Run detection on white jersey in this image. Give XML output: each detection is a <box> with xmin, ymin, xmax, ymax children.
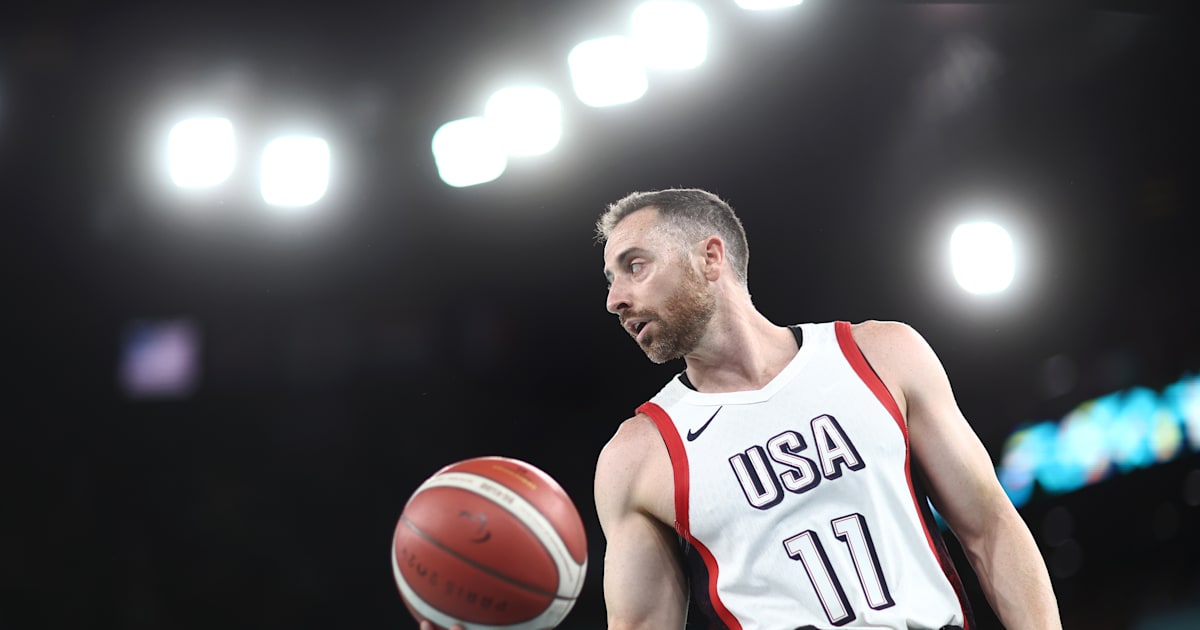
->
<box><xmin>641</xmin><ymin>321</ymin><xmax>972</xmax><ymax>630</ymax></box>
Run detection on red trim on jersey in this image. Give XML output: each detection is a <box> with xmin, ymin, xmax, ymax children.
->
<box><xmin>835</xmin><ymin>321</ymin><xmax>905</xmax><ymax>428</ymax></box>
<box><xmin>638</xmin><ymin>402</ymin><xmax>744</xmax><ymax>630</ymax></box>
<box><xmin>834</xmin><ymin>321</ymin><xmax>972</xmax><ymax>630</ymax></box>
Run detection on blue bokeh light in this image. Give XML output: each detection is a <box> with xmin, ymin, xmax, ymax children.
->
<box><xmin>995</xmin><ymin>373</ymin><xmax>1199</xmax><ymax>508</ymax></box>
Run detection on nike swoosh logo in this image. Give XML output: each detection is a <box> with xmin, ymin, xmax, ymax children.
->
<box><xmin>686</xmin><ymin>406</ymin><xmax>723</xmax><ymax>441</ymax></box>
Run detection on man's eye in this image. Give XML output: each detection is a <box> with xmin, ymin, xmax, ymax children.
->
<box><xmin>630</xmin><ymin>262</ymin><xmax>644</xmax><ymax>274</ymax></box>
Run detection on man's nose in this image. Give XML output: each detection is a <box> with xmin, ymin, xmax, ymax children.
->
<box><xmin>606</xmin><ymin>281</ymin><xmax>630</xmax><ymax>315</ymax></box>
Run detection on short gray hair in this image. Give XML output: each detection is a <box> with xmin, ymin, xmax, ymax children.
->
<box><xmin>596</xmin><ymin>188</ymin><xmax>749</xmax><ymax>286</ymax></box>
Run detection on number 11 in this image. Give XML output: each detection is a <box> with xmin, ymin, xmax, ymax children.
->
<box><xmin>782</xmin><ymin>513</ymin><xmax>895</xmax><ymax>626</ymax></box>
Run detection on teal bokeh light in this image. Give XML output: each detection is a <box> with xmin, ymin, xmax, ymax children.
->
<box><xmin>995</xmin><ymin>372</ymin><xmax>1197</xmax><ymax>507</ymax></box>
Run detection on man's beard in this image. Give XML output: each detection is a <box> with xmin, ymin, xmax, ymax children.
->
<box><xmin>639</xmin><ymin>263</ymin><xmax>717</xmax><ymax>364</ymax></box>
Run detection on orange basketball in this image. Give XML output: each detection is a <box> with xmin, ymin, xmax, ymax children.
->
<box><xmin>391</xmin><ymin>456</ymin><xmax>588</xmax><ymax>629</ymax></box>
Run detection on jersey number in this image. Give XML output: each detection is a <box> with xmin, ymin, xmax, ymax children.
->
<box><xmin>782</xmin><ymin>513</ymin><xmax>895</xmax><ymax>626</ymax></box>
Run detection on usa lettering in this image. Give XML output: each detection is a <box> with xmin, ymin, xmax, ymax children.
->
<box><xmin>729</xmin><ymin>414</ymin><xmax>865</xmax><ymax>509</ymax></box>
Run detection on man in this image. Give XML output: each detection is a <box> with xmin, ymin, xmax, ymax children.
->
<box><xmin>593</xmin><ymin>188</ymin><xmax>1060</xmax><ymax>629</ymax></box>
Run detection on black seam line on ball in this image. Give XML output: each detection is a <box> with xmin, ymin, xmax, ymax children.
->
<box><xmin>399</xmin><ymin>514</ymin><xmax>573</xmax><ymax>601</ymax></box>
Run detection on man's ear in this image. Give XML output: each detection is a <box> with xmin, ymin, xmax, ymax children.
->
<box><xmin>700</xmin><ymin>236</ymin><xmax>725</xmax><ymax>281</ymax></box>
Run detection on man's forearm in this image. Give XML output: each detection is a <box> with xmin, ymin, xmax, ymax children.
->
<box><xmin>967</xmin><ymin>513</ymin><xmax>1062</xmax><ymax>629</ymax></box>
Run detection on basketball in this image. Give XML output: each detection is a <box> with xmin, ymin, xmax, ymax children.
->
<box><xmin>391</xmin><ymin>456</ymin><xmax>589</xmax><ymax>629</ymax></box>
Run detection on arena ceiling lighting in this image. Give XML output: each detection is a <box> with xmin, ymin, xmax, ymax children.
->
<box><xmin>167</xmin><ymin>117</ymin><xmax>235</xmax><ymax>188</ymax></box>
<box><xmin>259</xmin><ymin>136</ymin><xmax>330</xmax><ymax>207</ymax></box>
<box><xmin>568</xmin><ymin>36</ymin><xmax>649</xmax><ymax>108</ymax></box>
<box><xmin>432</xmin><ymin>116</ymin><xmax>507</xmax><ymax>187</ymax></box>
<box><xmin>484</xmin><ymin>86</ymin><xmax>563</xmax><ymax>157</ymax></box>
<box><xmin>733</xmin><ymin>0</ymin><xmax>805</xmax><ymax>9</ymax></box>
<box><xmin>632</xmin><ymin>1</ymin><xmax>709</xmax><ymax>70</ymax></box>
<box><xmin>949</xmin><ymin>221</ymin><xmax>1015</xmax><ymax>294</ymax></box>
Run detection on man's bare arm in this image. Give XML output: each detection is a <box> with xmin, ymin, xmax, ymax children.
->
<box><xmin>595</xmin><ymin>415</ymin><xmax>689</xmax><ymax>629</ymax></box>
<box><xmin>855</xmin><ymin>321</ymin><xmax>1061</xmax><ymax>629</ymax></box>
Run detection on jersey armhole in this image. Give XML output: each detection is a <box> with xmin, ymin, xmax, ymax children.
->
<box><xmin>834</xmin><ymin>320</ymin><xmax>906</xmax><ymax>435</ymax></box>
<box><xmin>635</xmin><ymin>402</ymin><xmax>689</xmax><ymax>538</ymax></box>
<box><xmin>835</xmin><ymin>321</ymin><xmax>975</xmax><ymax>630</ymax></box>
<box><xmin>635</xmin><ymin>401</ymin><xmax>744</xmax><ymax>630</ymax></box>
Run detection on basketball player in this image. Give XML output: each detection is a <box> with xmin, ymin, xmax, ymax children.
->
<box><xmin>592</xmin><ymin>189</ymin><xmax>1061</xmax><ymax>629</ymax></box>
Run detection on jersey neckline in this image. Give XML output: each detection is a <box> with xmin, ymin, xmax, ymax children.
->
<box><xmin>673</xmin><ymin>323</ymin><xmax>815</xmax><ymax>406</ymax></box>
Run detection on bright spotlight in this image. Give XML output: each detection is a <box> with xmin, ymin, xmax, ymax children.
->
<box><xmin>260</xmin><ymin>136</ymin><xmax>330</xmax><ymax>208</ymax></box>
<box><xmin>432</xmin><ymin>117</ymin><xmax>507</xmax><ymax>187</ymax></box>
<box><xmin>632</xmin><ymin>1</ymin><xmax>709</xmax><ymax>70</ymax></box>
<box><xmin>168</xmin><ymin>117</ymin><xmax>235</xmax><ymax>188</ymax></box>
<box><xmin>950</xmin><ymin>221</ymin><xmax>1014</xmax><ymax>294</ymax></box>
<box><xmin>734</xmin><ymin>0</ymin><xmax>805</xmax><ymax>9</ymax></box>
<box><xmin>484</xmin><ymin>87</ymin><xmax>562</xmax><ymax>156</ymax></box>
<box><xmin>568</xmin><ymin>36</ymin><xmax>649</xmax><ymax>108</ymax></box>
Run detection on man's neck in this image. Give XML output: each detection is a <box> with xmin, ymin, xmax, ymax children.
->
<box><xmin>681</xmin><ymin>309</ymin><xmax>799</xmax><ymax>393</ymax></box>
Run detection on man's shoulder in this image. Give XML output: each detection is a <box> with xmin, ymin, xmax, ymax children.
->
<box><xmin>598</xmin><ymin>412</ymin><xmax>660</xmax><ymax>467</ymax></box>
<box><xmin>595</xmin><ymin>410</ymin><xmax>672</xmax><ymax>495</ymax></box>
<box><xmin>595</xmin><ymin>411</ymin><xmax>675</xmax><ymax>526</ymax></box>
<box><xmin>846</xmin><ymin>319</ymin><xmax>923</xmax><ymax>348</ymax></box>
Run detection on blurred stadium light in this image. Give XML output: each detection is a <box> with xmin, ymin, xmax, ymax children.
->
<box><xmin>167</xmin><ymin>117</ymin><xmax>235</xmax><ymax>188</ymax></box>
<box><xmin>996</xmin><ymin>372</ymin><xmax>1200</xmax><ymax>508</ymax></box>
<box><xmin>733</xmin><ymin>0</ymin><xmax>805</xmax><ymax>9</ymax></box>
<box><xmin>119</xmin><ymin>319</ymin><xmax>201</xmax><ymax>399</ymax></box>
<box><xmin>950</xmin><ymin>221</ymin><xmax>1014</xmax><ymax>294</ymax></box>
<box><xmin>432</xmin><ymin>116</ymin><xmax>507</xmax><ymax>187</ymax></box>
<box><xmin>632</xmin><ymin>1</ymin><xmax>709</xmax><ymax>70</ymax></box>
<box><xmin>568</xmin><ymin>36</ymin><xmax>649</xmax><ymax>108</ymax></box>
<box><xmin>260</xmin><ymin>135</ymin><xmax>331</xmax><ymax>208</ymax></box>
<box><xmin>484</xmin><ymin>86</ymin><xmax>563</xmax><ymax>157</ymax></box>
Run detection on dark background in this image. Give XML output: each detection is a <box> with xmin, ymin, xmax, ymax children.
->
<box><xmin>3</xmin><ymin>1</ymin><xmax>1198</xmax><ymax>628</ymax></box>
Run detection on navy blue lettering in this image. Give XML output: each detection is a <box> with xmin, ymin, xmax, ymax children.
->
<box><xmin>767</xmin><ymin>430</ymin><xmax>821</xmax><ymax>494</ymax></box>
<box><xmin>811</xmin><ymin>414</ymin><xmax>864</xmax><ymax>479</ymax></box>
<box><xmin>729</xmin><ymin>446</ymin><xmax>784</xmax><ymax>509</ymax></box>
